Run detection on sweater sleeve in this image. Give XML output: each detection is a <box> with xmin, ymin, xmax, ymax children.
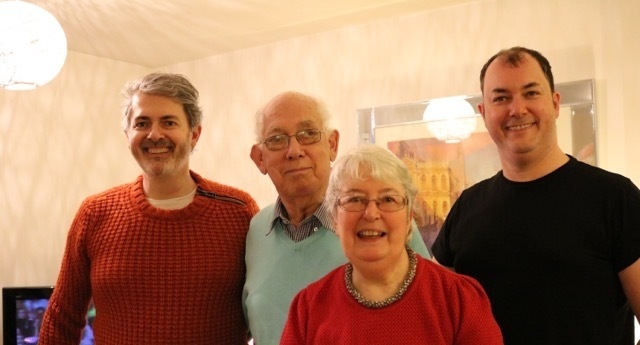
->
<box><xmin>39</xmin><ymin>199</ymin><xmax>94</xmax><ymax>345</ymax></box>
<box><xmin>454</xmin><ymin>275</ymin><xmax>504</xmax><ymax>345</ymax></box>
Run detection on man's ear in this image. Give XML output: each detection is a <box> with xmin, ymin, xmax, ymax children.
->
<box><xmin>250</xmin><ymin>144</ymin><xmax>268</xmax><ymax>175</ymax></box>
<box><xmin>552</xmin><ymin>91</ymin><xmax>561</xmax><ymax>118</ymax></box>
<box><xmin>328</xmin><ymin>129</ymin><xmax>340</xmax><ymax>162</ymax></box>
<box><xmin>190</xmin><ymin>125</ymin><xmax>202</xmax><ymax>150</ymax></box>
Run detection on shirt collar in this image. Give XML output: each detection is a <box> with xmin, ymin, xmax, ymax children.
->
<box><xmin>267</xmin><ymin>197</ymin><xmax>334</xmax><ymax>235</ymax></box>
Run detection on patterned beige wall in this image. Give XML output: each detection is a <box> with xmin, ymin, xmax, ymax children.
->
<box><xmin>172</xmin><ymin>0</ymin><xmax>639</xmax><ymax>206</ymax></box>
<box><xmin>1</xmin><ymin>0</ymin><xmax>639</xmax><ymax>340</ymax></box>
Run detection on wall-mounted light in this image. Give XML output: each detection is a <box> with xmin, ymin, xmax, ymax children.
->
<box><xmin>422</xmin><ymin>96</ymin><xmax>478</xmax><ymax>143</ymax></box>
<box><xmin>0</xmin><ymin>0</ymin><xmax>67</xmax><ymax>90</ymax></box>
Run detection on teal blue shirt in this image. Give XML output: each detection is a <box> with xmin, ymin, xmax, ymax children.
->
<box><xmin>242</xmin><ymin>202</ymin><xmax>430</xmax><ymax>345</ymax></box>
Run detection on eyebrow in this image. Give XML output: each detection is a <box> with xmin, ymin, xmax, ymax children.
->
<box><xmin>265</xmin><ymin>120</ymin><xmax>318</xmax><ymax>136</ymax></box>
<box><xmin>162</xmin><ymin>114</ymin><xmax>181</xmax><ymax>120</ymax></box>
<box><xmin>490</xmin><ymin>81</ymin><xmax>541</xmax><ymax>94</ymax></box>
<box><xmin>342</xmin><ymin>187</ymin><xmax>401</xmax><ymax>195</ymax></box>
<box><xmin>132</xmin><ymin>114</ymin><xmax>181</xmax><ymax>122</ymax></box>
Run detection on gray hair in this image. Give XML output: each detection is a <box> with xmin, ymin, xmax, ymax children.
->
<box><xmin>253</xmin><ymin>91</ymin><xmax>332</xmax><ymax>143</ymax></box>
<box><xmin>326</xmin><ymin>145</ymin><xmax>417</xmax><ymax>221</ymax></box>
<box><xmin>120</xmin><ymin>72</ymin><xmax>203</xmax><ymax>131</ymax></box>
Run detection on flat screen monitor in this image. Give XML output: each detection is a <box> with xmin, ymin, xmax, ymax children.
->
<box><xmin>2</xmin><ymin>286</ymin><xmax>95</xmax><ymax>345</ymax></box>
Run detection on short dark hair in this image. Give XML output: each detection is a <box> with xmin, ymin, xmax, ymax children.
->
<box><xmin>121</xmin><ymin>72</ymin><xmax>203</xmax><ymax>130</ymax></box>
<box><xmin>479</xmin><ymin>46</ymin><xmax>555</xmax><ymax>93</ymax></box>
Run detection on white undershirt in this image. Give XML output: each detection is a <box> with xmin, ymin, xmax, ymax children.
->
<box><xmin>147</xmin><ymin>188</ymin><xmax>197</xmax><ymax>210</ymax></box>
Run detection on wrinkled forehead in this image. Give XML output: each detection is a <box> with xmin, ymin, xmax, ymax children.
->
<box><xmin>262</xmin><ymin>97</ymin><xmax>323</xmax><ymax>132</ymax></box>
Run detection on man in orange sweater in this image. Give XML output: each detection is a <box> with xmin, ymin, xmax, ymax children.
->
<box><xmin>39</xmin><ymin>73</ymin><xmax>259</xmax><ymax>345</ymax></box>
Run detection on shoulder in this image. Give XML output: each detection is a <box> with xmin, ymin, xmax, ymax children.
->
<box><xmin>80</xmin><ymin>181</ymin><xmax>134</xmax><ymax>208</ymax></box>
<box><xmin>566</xmin><ymin>157</ymin><xmax>628</xmax><ymax>181</ymax></box>
<box><xmin>454</xmin><ymin>172</ymin><xmax>501</xmax><ymax>203</ymax></box>
<box><xmin>67</xmin><ymin>181</ymin><xmax>138</xmax><ymax>231</ymax></box>
<box><xmin>563</xmin><ymin>158</ymin><xmax>638</xmax><ymax>193</ymax></box>
<box><xmin>254</xmin><ymin>203</ymin><xmax>275</xmax><ymax>217</ymax></box>
<box><xmin>193</xmin><ymin>172</ymin><xmax>258</xmax><ymax>211</ymax></box>
<box><xmin>247</xmin><ymin>204</ymin><xmax>275</xmax><ymax>240</ymax></box>
<box><xmin>249</xmin><ymin>203</ymin><xmax>275</xmax><ymax>225</ymax></box>
<box><xmin>419</xmin><ymin>257</ymin><xmax>487</xmax><ymax>298</ymax></box>
<box><xmin>198</xmin><ymin>179</ymin><xmax>256</xmax><ymax>204</ymax></box>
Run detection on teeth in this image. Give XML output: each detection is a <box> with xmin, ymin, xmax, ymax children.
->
<box><xmin>357</xmin><ymin>230</ymin><xmax>385</xmax><ymax>238</ymax></box>
<box><xmin>508</xmin><ymin>124</ymin><xmax>532</xmax><ymax>131</ymax></box>
<box><xmin>148</xmin><ymin>147</ymin><xmax>169</xmax><ymax>154</ymax></box>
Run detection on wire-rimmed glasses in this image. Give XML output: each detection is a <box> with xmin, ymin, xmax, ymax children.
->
<box><xmin>336</xmin><ymin>195</ymin><xmax>407</xmax><ymax>212</ymax></box>
<box><xmin>262</xmin><ymin>129</ymin><xmax>325</xmax><ymax>151</ymax></box>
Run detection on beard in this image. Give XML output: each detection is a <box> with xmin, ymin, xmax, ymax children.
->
<box><xmin>132</xmin><ymin>137</ymin><xmax>192</xmax><ymax>177</ymax></box>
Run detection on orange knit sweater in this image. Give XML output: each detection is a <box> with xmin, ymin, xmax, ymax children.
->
<box><xmin>39</xmin><ymin>171</ymin><xmax>258</xmax><ymax>345</ymax></box>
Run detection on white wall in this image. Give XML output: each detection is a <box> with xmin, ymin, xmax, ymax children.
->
<box><xmin>169</xmin><ymin>0</ymin><xmax>640</xmax><ymax>207</ymax></box>
<box><xmin>1</xmin><ymin>52</ymin><xmax>146</xmax><ymax>285</ymax></box>
<box><xmin>1</xmin><ymin>0</ymin><xmax>638</xmax><ymax>342</ymax></box>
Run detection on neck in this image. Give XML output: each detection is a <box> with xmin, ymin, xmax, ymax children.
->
<box><xmin>351</xmin><ymin>249</ymin><xmax>411</xmax><ymax>302</ymax></box>
<box><xmin>280</xmin><ymin>196</ymin><xmax>323</xmax><ymax>225</ymax></box>
<box><xmin>143</xmin><ymin>170</ymin><xmax>197</xmax><ymax>200</ymax></box>
<box><xmin>501</xmin><ymin>146</ymin><xmax>569</xmax><ymax>182</ymax></box>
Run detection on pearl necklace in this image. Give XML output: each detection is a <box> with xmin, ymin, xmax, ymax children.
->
<box><xmin>344</xmin><ymin>248</ymin><xmax>417</xmax><ymax>309</ymax></box>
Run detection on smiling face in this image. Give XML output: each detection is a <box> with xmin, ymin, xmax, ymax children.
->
<box><xmin>250</xmin><ymin>93</ymin><xmax>338</xmax><ymax>203</ymax></box>
<box><xmin>125</xmin><ymin>92</ymin><xmax>201</xmax><ymax>178</ymax></box>
<box><xmin>478</xmin><ymin>53</ymin><xmax>560</xmax><ymax>163</ymax></box>
<box><xmin>334</xmin><ymin>176</ymin><xmax>412</xmax><ymax>267</ymax></box>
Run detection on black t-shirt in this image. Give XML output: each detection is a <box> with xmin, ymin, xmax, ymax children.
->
<box><xmin>432</xmin><ymin>156</ymin><xmax>640</xmax><ymax>345</ymax></box>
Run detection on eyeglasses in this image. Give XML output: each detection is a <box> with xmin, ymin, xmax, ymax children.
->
<box><xmin>336</xmin><ymin>195</ymin><xmax>408</xmax><ymax>212</ymax></box>
<box><xmin>262</xmin><ymin>129</ymin><xmax>325</xmax><ymax>151</ymax></box>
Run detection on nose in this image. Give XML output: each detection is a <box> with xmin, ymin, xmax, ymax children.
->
<box><xmin>146</xmin><ymin>123</ymin><xmax>165</xmax><ymax>141</ymax></box>
<box><xmin>509</xmin><ymin>96</ymin><xmax>527</xmax><ymax>117</ymax></box>
<box><xmin>362</xmin><ymin>200</ymin><xmax>381</xmax><ymax>221</ymax></box>
<box><xmin>285</xmin><ymin>136</ymin><xmax>305</xmax><ymax>160</ymax></box>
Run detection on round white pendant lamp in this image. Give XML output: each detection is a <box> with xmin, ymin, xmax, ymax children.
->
<box><xmin>422</xmin><ymin>96</ymin><xmax>478</xmax><ymax>144</ymax></box>
<box><xmin>0</xmin><ymin>0</ymin><xmax>67</xmax><ymax>90</ymax></box>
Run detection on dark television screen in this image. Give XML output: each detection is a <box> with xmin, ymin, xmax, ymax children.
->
<box><xmin>2</xmin><ymin>287</ymin><xmax>95</xmax><ymax>345</ymax></box>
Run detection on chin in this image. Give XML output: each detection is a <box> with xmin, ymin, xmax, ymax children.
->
<box><xmin>141</xmin><ymin>161</ymin><xmax>173</xmax><ymax>176</ymax></box>
<box><xmin>353</xmin><ymin>246</ymin><xmax>388</xmax><ymax>261</ymax></box>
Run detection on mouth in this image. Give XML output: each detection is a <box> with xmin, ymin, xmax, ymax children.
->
<box><xmin>285</xmin><ymin>166</ymin><xmax>311</xmax><ymax>175</ymax></box>
<box><xmin>357</xmin><ymin>230</ymin><xmax>387</xmax><ymax>239</ymax></box>
<box><xmin>506</xmin><ymin>123</ymin><xmax>534</xmax><ymax>131</ymax></box>
<box><xmin>146</xmin><ymin>147</ymin><xmax>170</xmax><ymax>154</ymax></box>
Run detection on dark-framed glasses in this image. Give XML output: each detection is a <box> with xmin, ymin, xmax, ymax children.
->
<box><xmin>262</xmin><ymin>129</ymin><xmax>325</xmax><ymax>151</ymax></box>
<box><xmin>336</xmin><ymin>195</ymin><xmax>407</xmax><ymax>212</ymax></box>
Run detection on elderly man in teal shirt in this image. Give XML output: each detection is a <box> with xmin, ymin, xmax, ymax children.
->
<box><xmin>243</xmin><ymin>91</ymin><xmax>430</xmax><ymax>345</ymax></box>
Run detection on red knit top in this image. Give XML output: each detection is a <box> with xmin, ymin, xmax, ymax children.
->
<box><xmin>281</xmin><ymin>256</ymin><xmax>504</xmax><ymax>345</ymax></box>
<box><xmin>39</xmin><ymin>171</ymin><xmax>259</xmax><ymax>345</ymax></box>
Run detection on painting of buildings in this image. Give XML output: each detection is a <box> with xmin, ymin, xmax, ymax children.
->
<box><xmin>386</xmin><ymin>132</ymin><xmax>501</xmax><ymax>251</ymax></box>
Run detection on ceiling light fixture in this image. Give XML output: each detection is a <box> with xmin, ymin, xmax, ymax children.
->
<box><xmin>0</xmin><ymin>0</ymin><xmax>67</xmax><ymax>90</ymax></box>
<box><xmin>422</xmin><ymin>96</ymin><xmax>479</xmax><ymax>143</ymax></box>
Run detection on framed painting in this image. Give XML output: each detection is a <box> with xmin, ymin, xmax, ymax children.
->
<box><xmin>375</xmin><ymin>121</ymin><xmax>500</xmax><ymax>250</ymax></box>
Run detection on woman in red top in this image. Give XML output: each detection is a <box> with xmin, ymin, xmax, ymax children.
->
<box><xmin>280</xmin><ymin>145</ymin><xmax>503</xmax><ymax>345</ymax></box>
